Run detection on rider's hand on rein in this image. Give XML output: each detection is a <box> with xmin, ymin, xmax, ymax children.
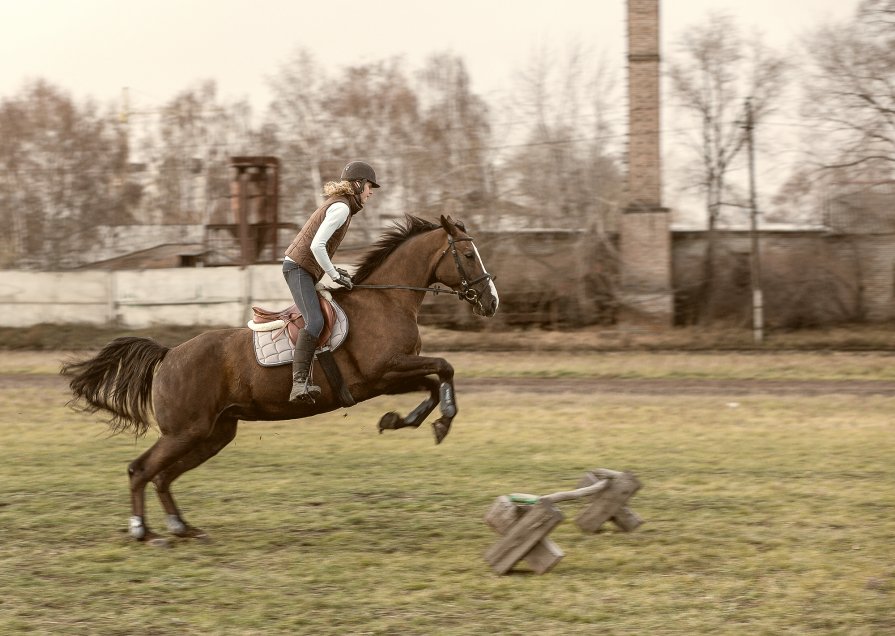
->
<box><xmin>334</xmin><ymin>268</ymin><xmax>354</xmax><ymax>290</ymax></box>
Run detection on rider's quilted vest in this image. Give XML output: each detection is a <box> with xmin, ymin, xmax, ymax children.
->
<box><xmin>284</xmin><ymin>196</ymin><xmax>353</xmax><ymax>282</ymax></box>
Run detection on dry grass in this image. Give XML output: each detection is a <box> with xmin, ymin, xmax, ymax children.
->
<box><xmin>1</xmin><ymin>351</ymin><xmax>894</xmax><ymax>634</ymax></box>
<box><xmin>6</xmin><ymin>348</ymin><xmax>895</xmax><ymax>381</ymax></box>
<box><xmin>416</xmin><ymin>323</ymin><xmax>895</xmax><ymax>352</ymax></box>
<box><xmin>3</xmin><ymin>322</ymin><xmax>895</xmax><ymax>353</ymax></box>
<box><xmin>437</xmin><ymin>350</ymin><xmax>895</xmax><ymax>381</ymax></box>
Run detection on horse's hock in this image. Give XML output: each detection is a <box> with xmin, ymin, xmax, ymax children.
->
<box><xmin>483</xmin><ymin>469</ymin><xmax>643</xmax><ymax>575</ymax></box>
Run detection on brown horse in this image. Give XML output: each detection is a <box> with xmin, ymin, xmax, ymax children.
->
<box><xmin>63</xmin><ymin>214</ymin><xmax>499</xmax><ymax>544</ymax></box>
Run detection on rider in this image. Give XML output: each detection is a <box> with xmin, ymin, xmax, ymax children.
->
<box><xmin>282</xmin><ymin>160</ymin><xmax>379</xmax><ymax>404</ymax></box>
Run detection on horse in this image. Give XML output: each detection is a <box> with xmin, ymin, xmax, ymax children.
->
<box><xmin>63</xmin><ymin>214</ymin><xmax>499</xmax><ymax>545</ymax></box>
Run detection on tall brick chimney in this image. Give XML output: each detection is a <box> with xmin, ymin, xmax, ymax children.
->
<box><xmin>619</xmin><ymin>0</ymin><xmax>673</xmax><ymax>324</ymax></box>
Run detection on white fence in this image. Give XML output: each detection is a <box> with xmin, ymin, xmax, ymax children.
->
<box><xmin>0</xmin><ymin>266</ymin><xmax>295</xmax><ymax>328</ymax></box>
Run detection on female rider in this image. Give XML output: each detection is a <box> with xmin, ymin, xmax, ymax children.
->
<box><xmin>282</xmin><ymin>160</ymin><xmax>379</xmax><ymax>403</ymax></box>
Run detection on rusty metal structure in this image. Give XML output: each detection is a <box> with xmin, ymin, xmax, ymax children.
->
<box><xmin>205</xmin><ymin>157</ymin><xmax>296</xmax><ymax>266</ymax></box>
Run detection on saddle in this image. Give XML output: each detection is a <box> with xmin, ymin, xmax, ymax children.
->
<box><xmin>247</xmin><ymin>291</ymin><xmax>349</xmax><ymax>367</ymax></box>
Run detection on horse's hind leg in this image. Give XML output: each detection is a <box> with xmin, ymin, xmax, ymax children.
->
<box><xmin>378</xmin><ymin>377</ymin><xmax>440</xmax><ymax>434</ymax></box>
<box><xmin>152</xmin><ymin>416</ymin><xmax>238</xmax><ymax>540</ymax></box>
<box><xmin>127</xmin><ymin>433</ymin><xmax>204</xmax><ymax>545</ymax></box>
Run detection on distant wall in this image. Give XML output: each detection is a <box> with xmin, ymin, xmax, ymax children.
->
<box><xmin>673</xmin><ymin>230</ymin><xmax>895</xmax><ymax>326</ymax></box>
<box><xmin>0</xmin><ymin>231</ymin><xmax>610</xmax><ymax>329</ymax></box>
<box><xmin>428</xmin><ymin>229</ymin><xmax>614</xmax><ymax>327</ymax></box>
<box><xmin>0</xmin><ymin>266</ymin><xmax>291</xmax><ymax>328</ymax></box>
<box><xmin>2</xmin><ymin>229</ymin><xmax>893</xmax><ymax>329</ymax></box>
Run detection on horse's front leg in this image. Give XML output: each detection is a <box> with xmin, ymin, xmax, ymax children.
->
<box><xmin>377</xmin><ymin>355</ymin><xmax>457</xmax><ymax>444</ymax></box>
<box><xmin>378</xmin><ymin>376</ymin><xmax>440</xmax><ymax>433</ymax></box>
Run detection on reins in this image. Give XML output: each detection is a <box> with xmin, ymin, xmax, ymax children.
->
<box><xmin>351</xmin><ymin>283</ymin><xmax>464</xmax><ymax>297</ymax></box>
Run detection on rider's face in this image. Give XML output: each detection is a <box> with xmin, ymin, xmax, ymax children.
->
<box><xmin>360</xmin><ymin>181</ymin><xmax>374</xmax><ymax>204</ymax></box>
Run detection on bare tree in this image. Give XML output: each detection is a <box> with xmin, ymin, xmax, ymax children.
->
<box><xmin>140</xmin><ymin>80</ymin><xmax>253</xmax><ymax>226</ymax></box>
<box><xmin>324</xmin><ymin>57</ymin><xmax>423</xmax><ymax>234</ymax></box>
<box><xmin>801</xmin><ymin>0</ymin><xmax>895</xmax><ymax>176</ymax></box>
<box><xmin>490</xmin><ymin>43</ymin><xmax>624</xmax><ymax>324</ymax></box>
<box><xmin>265</xmin><ymin>51</ymin><xmax>492</xmax><ymax>237</ymax></box>
<box><xmin>411</xmin><ymin>53</ymin><xmax>491</xmax><ymax>211</ymax></box>
<box><xmin>497</xmin><ymin>42</ymin><xmax>623</xmax><ymax>232</ymax></box>
<box><xmin>0</xmin><ymin>80</ymin><xmax>127</xmax><ymax>268</ymax></box>
<box><xmin>265</xmin><ymin>49</ymin><xmax>333</xmax><ymax>217</ymax></box>
<box><xmin>667</xmin><ymin>12</ymin><xmax>788</xmax><ymax>322</ymax></box>
<box><xmin>266</xmin><ymin>51</ymin><xmax>425</xmax><ymax>234</ymax></box>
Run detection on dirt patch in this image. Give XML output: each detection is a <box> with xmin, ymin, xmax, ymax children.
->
<box><xmin>457</xmin><ymin>377</ymin><xmax>895</xmax><ymax>397</ymax></box>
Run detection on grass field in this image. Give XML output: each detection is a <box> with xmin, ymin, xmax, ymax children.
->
<box><xmin>1</xmin><ymin>350</ymin><xmax>894</xmax><ymax>634</ymax></box>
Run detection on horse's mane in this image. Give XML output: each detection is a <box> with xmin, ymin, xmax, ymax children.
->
<box><xmin>353</xmin><ymin>215</ymin><xmax>440</xmax><ymax>283</ymax></box>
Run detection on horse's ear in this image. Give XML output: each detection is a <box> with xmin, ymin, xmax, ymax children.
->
<box><xmin>440</xmin><ymin>215</ymin><xmax>467</xmax><ymax>235</ymax></box>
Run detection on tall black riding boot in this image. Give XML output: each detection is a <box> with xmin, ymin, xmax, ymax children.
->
<box><xmin>289</xmin><ymin>329</ymin><xmax>322</xmax><ymax>404</ymax></box>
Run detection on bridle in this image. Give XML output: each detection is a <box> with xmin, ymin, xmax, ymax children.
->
<box><xmin>352</xmin><ymin>233</ymin><xmax>494</xmax><ymax>308</ymax></box>
<box><xmin>437</xmin><ymin>235</ymin><xmax>495</xmax><ymax>304</ymax></box>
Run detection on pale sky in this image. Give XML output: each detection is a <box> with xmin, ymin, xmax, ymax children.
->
<box><xmin>0</xmin><ymin>0</ymin><xmax>857</xmax><ymax>112</ymax></box>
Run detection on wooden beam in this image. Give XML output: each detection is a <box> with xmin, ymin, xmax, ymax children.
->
<box><xmin>575</xmin><ymin>470</ymin><xmax>642</xmax><ymax>533</ymax></box>
<box><xmin>484</xmin><ymin>496</ymin><xmax>564</xmax><ymax>575</ymax></box>
<box><xmin>484</xmin><ymin>500</ymin><xmax>564</xmax><ymax>575</ymax></box>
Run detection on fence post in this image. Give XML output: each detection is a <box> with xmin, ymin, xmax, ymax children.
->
<box><xmin>241</xmin><ymin>266</ymin><xmax>252</xmax><ymax>325</ymax></box>
<box><xmin>107</xmin><ymin>271</ymin><xmax>118</xmax><ymax>326</ymax></box>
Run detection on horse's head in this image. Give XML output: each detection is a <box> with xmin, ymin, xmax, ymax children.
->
<box><xmin>434</xmin><ymin>215</ymin><xmax>499</xmax><ymax>318</ymax></box>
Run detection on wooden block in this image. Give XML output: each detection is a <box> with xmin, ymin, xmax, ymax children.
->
<box><xmin>575</xmin><ymin>470</ymin><xmax>642</xmax><ymax>533</ymax></box>
<box><xmin>611</xmin><ymin>505</ymin><xmax>643</xmax><ymax>532</ymax></box>
<box><xmin>484</xmin><ymin>496</ymin><xmax>523</xmax><ymax>534</ymax></box>
<box><xmin>484</xmin><ymin>496</ymin><xmax>564</xmax><ymax>574</ymax></box>
<box><xmin>484</xmin><ymin>500</ymin><xmax>565</xmax><ymax>575</ymax></box>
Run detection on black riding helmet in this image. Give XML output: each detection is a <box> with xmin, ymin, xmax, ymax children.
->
<box><xmin>341</xmin><ymin>161</ymin><xmax>380</xmax><ymax>188</ymax></box>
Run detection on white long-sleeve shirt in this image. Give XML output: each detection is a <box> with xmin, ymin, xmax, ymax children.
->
<box><xmin>309</xmin><ymin>201</ymin><xmax>350</xmax><ymax>280</ymax></box>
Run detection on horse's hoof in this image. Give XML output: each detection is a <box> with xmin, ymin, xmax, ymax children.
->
<box><xmin>378</xmin><ymin>411</ymin><xmax>401</xmax><ymax>433</ymax></box>
<box><xmin>432</xmin><ymin>419</ymin><xmax>451</xmax><ymax>445</ymax></box>
<box><xmin>174</xmin><ymin>526</ymin><xmax>211</xmax><ymax>542</ymax></box>
<box><xmin>140</xmin><ymin>531</ymin><xmax>170</xmax><ymax>548</ymax></box>
<box><xmin>129</xmin><ymin>517</ymin><xmax>169</xmax><ymax>545</ymax></box>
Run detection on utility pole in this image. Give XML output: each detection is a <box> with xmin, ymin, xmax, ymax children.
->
<box><xmin>744</xmin><ymin>97</ymin><xmax>764</xmax><ymax>343</ymax></box>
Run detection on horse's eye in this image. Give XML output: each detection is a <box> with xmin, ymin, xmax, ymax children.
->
<box><xmin>464</xmin><ymin>251</ymin><xmax>475</xmax><ymax>259</ymax></box>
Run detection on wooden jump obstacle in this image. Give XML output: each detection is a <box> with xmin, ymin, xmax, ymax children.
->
<box><xmin>483</xmin><ymin>469</ymin><xmax>642</xmax><ymax>575</ymax></box>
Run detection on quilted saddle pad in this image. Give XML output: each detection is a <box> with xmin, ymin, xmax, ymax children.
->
<box><xmin>252</xmin><ymin>299</ymin><xmax>348</xmax><ymax>367</ymax></box>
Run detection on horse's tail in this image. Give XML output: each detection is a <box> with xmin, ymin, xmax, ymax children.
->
<box><xmin>61</xmin><ymin>336</ymin><xmax>170</xmax><ymax>437</ymax></box>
